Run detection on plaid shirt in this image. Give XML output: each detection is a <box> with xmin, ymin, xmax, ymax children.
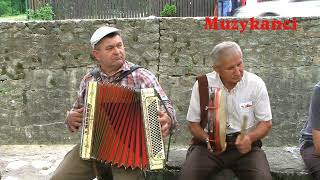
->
<box><xmin>71</xmin><ymin>61</ymin><xmax>177</xmax><ymax>127</ymax></box>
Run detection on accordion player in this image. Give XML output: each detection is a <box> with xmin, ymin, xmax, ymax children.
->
<box><xmin>80</xmin><ymin>81</ymin><xmax>166</xmax><ymax>170</ymax></box>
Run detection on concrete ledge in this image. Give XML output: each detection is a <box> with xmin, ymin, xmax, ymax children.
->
<box><xmin>0</xmin><ymin>145</ymin><xmax>313</xmax><ymax>180</ymax></box>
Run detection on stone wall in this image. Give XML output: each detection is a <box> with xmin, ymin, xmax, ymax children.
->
<box><xmin>1</xmin><ymin>17</ymin><xmax>319</xmax><ymax>146</ymax></box>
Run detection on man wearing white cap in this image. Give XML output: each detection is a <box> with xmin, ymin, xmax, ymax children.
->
<box><xmin>51</xmin><ymin>26</ymin><xmax>177</xmax><ymax>180</ymax></box>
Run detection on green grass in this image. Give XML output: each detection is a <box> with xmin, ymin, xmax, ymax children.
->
<box><xmin>0</xmin><ymin>14</ymin><xmax>27</xmax><ymax>21</ymax></box>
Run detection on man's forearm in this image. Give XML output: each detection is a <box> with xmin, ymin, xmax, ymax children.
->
<box><xmin>188</xmin><ymin>122</ymin><xmax>209</xmax><ymax>142</ymax></box>
<box><xmin>247</xmin><ymin>120</ymin><xmax>272</xmax><ymax>142</ymax></box>
<box><xmin>161</xmin><ymin>100</ymin><xmax>177</xmax><ymax>129</ymax></box>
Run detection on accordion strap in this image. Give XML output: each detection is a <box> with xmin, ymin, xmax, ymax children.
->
<box><xmin>190</xmin><ymin>75</ymin><xmax>209</xmax><ymax>145</ymax></box>
<box><xmin>111</xmin><ymin>64</ymin><xmax>141</xmax><ymax>83</ymax></box>
<box><xmin>90</xmin><ymin>64</ymin><xmax>142</xmax><ymax>83</ymax></box>
<box><xmin>196</xmin><ymin>75</ymin><xmax>209</xmax><ymax>128</ymax></box>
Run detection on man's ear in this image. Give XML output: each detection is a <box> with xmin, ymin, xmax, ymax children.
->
<box><xmin>91</xmin><ymin>50</ymin><xmax>100</xmax><ymax>62</ymax></box>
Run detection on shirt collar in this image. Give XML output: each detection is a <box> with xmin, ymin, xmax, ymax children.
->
<box><xmin>98</xmin><ymin>61</ymin><xmax>131</xmax><ymax>79</ymax></box>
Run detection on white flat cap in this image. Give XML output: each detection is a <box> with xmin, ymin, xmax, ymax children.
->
<box><xmin>90</xmin><ymin>26</ymin><xmax>120</xmax><ymax>48</ymax></box>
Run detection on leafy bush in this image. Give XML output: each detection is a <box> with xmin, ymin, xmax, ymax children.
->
<box><xmin>160</xmin><ymin>4</ymin><xmax>176</xmax><ymax>17</ymax></box>
<box><xmin>0</xmin><ymin>0</ymin><xmax>27</xmax><ymax>16</ymax></box>
<box><xmin>27</xmin><ymin>4</ymin><xmax>54</xmax><ymax>20</ymax></box>
<box><xmin>0</xmin><ymin>0</ymin><xmax>11</xmax><ymax>16</ymax></box>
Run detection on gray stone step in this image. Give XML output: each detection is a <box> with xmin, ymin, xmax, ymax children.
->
<box><xmin>0</xmin><ymin>145</ymin><xmax>313</xmax><ymax>180</ymax></box>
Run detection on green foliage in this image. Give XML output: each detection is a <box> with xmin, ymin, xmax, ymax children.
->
<box><xmin>12</xmin><ymin>0</ymin><xmax>26</xmax><ymax>15</ymax></box>
<box><xmin>160</xmin><ymin>4</ymin><xmax>176</xmax><ymax>17</ymax></box>
<box><xmin>27</xmin><ymin>4</ymin><xmax>54</xmax><ymax>20</ymax></box>
<box><xmin>0</xmin><ymin>0</ymin><xmax>26</xmax><ymax>16</ymax></box>
<box><xmin>0</xmin><ymin>0</ymin><xmax>12</xmax><ymax>16</ymax></box>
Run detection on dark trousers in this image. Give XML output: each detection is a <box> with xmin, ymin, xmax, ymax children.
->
<box><xmin>178</xmin><ymin>140</ymin><xmax>272</xmax><ymax>180</ymax></box>
<box><xmin>50</xmin><ymin>144</ymin><xmax>144</xmax><ymax>180</ymax></box>
<box><xmin>300</xmin><ymin>142</ymin><xmax>320</xmax><ymax>180</ymax></box>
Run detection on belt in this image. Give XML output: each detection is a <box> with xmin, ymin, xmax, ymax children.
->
<box><xmin>193</xmin><ymin>132</ymin><xmax>262</xmax><ymax>148</ymax></box>
<box><xmin>226</xmin><ymin>132</ymin><xmax>240</xmax><ymax>143</ymax></box>
<box><xmin>225</xmin><ymin>132</ymin><xmax>262</xmax><ymax>148</ymax></box>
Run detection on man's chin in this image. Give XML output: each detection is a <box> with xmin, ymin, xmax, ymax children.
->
<box><xmin>232</xmin><ymin>78</ymin><xmax>241</xmax><ymax>83</ymax></box>
<box><xmin>114</xmin><ymin>59</ymin><xmax>125</xmax><ymax>65</ymax></box>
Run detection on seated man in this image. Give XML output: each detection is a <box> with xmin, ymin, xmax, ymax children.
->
<box><xmin>179</xmin><ymin>41</ymin><xmax>272</xmax><ymax>180</ymax></box>
<box><xmin>51</xmin><ymin>26</ymin><xmax>177</xmax><ymax>180</ymax></box>
<box><xmin>300</xmin><ymin>81</ymin><xmax>320</xmax><ymax>180</ymax></box>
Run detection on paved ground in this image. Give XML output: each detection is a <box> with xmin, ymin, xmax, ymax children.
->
<box><xmin>0</xmin><ymin>145</ymin><xmax>311</xmax><ymax>180</ymax></box>
<box><xmin>0</xmin><ymin>145</ymin><xmax>74</xmax><ymax>180</ymax></box>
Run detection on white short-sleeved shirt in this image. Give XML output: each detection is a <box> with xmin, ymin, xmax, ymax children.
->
<box><xmin>187</xmin><ymin>71</ymin><xmax>272</xmax><ymax>134</ymax></box>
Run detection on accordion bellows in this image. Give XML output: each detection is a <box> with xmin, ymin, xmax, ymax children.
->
<box><xmin>80</xmin><ymin>82</ymin><xmax>165</xmax><ymax>170</ymax></box>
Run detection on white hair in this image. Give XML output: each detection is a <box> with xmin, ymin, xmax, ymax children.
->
<box><xmin>210</xmin><ymin>41</ymin><xmax>243</xmax><ymax>67</ymax></box>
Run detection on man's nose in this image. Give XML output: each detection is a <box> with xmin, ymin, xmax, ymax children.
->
<box><xmin>113</xmin><ymin>47</ymin><xmax>121</xmax><ymax>54</ymax></box>
<box><xmin>234</xmin><ymin>66</ymin><xmax>241</xmax><ymax>76</ymax></box>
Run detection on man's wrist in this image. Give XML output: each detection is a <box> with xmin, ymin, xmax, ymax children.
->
<box><xmin>246</xmin><ymin>133</ymin><xmax>256</xmax><ymax>143</ymax></box>
<box><xmin>165</xmin><ymin>112</ymin><xmax>175</xmax><ymax>131</ymax></box>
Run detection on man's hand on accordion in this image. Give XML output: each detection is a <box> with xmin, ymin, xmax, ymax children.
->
<box><xmin>158</xmin><ymin>111</ymin><xmax>172</xmax><ymax>138</ymax></box>
<box><xmin>65</xmin><ymin>107</ymin><xmax>84</xmax><ymax>133</ymax></box>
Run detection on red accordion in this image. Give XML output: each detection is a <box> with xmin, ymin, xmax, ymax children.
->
<box><xmin>80</xmin><ymin>82</ymin><xmax>165</xmax><ymax>170</ymax></box>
